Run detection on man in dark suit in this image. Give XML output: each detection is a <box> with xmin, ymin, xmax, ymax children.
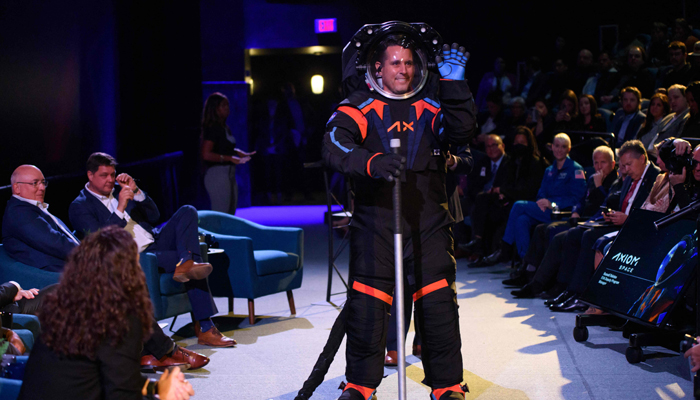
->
<box><xmin>1</xmin><ymin>164</ymin><xmax>209</xmax><ymax>369</ymax></box>
<box><xmin>0</xmin><ymin>280</ymin><xmax>53</xmax><ymax>314</ymax></box>
<box><xmin>611</xmin><ymin>86</ymin><xmax>646</xmax><ymax>147</ymax></box>
<box><xmin>550</xmin><ymin>140</ymin><xmax>661</xmax><ymax>312</ymax></box>
<box><xmin>69</xmin><ymin>152</ymin><xmax>235</xmax><ymax>347</ymax></box>
<box><xmin>2</xmin><ymin>165</ymin><xmax>79</xmax><ymax>272</ymax></box>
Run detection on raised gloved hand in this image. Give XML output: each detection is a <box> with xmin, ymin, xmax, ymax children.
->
<box><xmin>436</xmin><ymin>43</ymin><xmax>469</xmax><ymax>80</ymax></box>
<box><xmin>369</xmin><ymin>153</ymin><xmax>405</xmax><ymax>182</ymax></box>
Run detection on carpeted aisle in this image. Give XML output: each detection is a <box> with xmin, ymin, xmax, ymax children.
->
<box><xmin>153</xmin><ymin>207</ymin><xmax>693</xmax><ymax>400</ymax></box>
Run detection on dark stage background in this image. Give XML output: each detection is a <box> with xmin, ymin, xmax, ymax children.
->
<box><xmin>0</xmin><ymin>0</ymin><xmax>697</xmax><ymax>227</ymax></box>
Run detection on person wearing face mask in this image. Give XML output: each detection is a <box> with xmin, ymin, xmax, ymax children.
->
<box><xmin>463</xmin><ymin>127</ymin><xmax>546</xmax><ymax>264</ymax></box>
<box><xmin>483</xmin><ymin>133</ymin><xmax>586</xmax><ymax>264</ymax></box>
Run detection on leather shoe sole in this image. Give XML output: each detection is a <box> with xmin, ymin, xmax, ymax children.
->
<box><xmin>172</xmin><ymin>346</ymin><xmax>210</xmax><ymax>369</ymax></box>
<box><xmin>140</xmin><ymin>355</ymin><xmax>190</xmax><ymax>372</ymax></box>
<box><xmin>196</xmin><ymin>324</ymin><xmax>237</xmax><ymax>347</ymax></box>
<box><xmin>173</xmin><ymin>260</ymin><xmax>213</xmax><ymax>283</ymax></box>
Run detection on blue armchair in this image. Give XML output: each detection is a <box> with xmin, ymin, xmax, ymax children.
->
<box><xmin>0</xmin><ymin>245</ymin><xmax>60</xmax><ymax>290</ymax></box>
<box><xmin>139</xmin><ymin>251</ymin><xmax>192</xmax><ymax>322</ymax></box>
<box><xmin>197</xmin><ymin>211</ymin><xmax>303</xmax><ymax>325</ymax></box>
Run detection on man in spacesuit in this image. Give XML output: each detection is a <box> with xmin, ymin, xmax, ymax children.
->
<box><xmin>322</xmin><ymin>21</ymin><xmax>476</xmax><ymax>400</ymax></box>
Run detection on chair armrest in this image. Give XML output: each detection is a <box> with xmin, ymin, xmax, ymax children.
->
<box><xmin>199</xmin><ymin>228</ymin><xmax>258</xmax><ymax>299</ymax></box>
<box><xmin>139</xmin><ymin>252</ymin><xmax>161</xmax><ymax>315</ymax></box>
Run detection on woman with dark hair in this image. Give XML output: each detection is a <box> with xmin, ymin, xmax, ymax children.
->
<box><xmin>637</xmin><ymin>93</ymin><xmax>671</xmax><ymax>157</ymax></box>
<box><xmin>18</xmin><ymin>226</ymin><xmax>194</xmax><ymax>400</ymax></box>
<box><xmin>682</xmin><ymin>82</ymin><xmax>700</xmax><ymax>137</ymax></box>
<box><xmin>554</xmin><ymin>89</ymin><xmax>581</xmax><ymax>131</ymax></box>
<box><xmin>200</xmin><ymin>92</ymin><xmax>255</xmax><ymax>215</ymax></box>
<box><xmin>577</xmin><ymin>94</ymin><xmax>607</xmax><ymax>132</ymax></box>
<box><xmin>499</xmin><ymin>126</ymin><xmax>547</xmax><ymax>202</ymax></box>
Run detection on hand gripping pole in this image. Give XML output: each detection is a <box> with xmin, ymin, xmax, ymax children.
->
<box><xmin>391</xmin><ymin>138</ymin><xmax>407</xmax><ymax>400</ymax></box>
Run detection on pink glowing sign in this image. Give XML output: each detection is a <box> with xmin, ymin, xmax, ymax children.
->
<box><xmin>315</xmin><ymin>19</ymin><xmax>336</xmax><ymax>33</ymax></box>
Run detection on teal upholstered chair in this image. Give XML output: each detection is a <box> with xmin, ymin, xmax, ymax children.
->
<box><xmin>0</xmin><ymin>356</ymin><xmax>28</xmax><ymax>400</ymax></box>
<box><xmin>0</xmin><ymin>245</ymin><xmax>61</xmax><ymax>290</ymax></box>
<box><xmin>197</xmin><ymin>210</ymin><xmax>303</xmax><ymax>325</ymax></box>
<box><xmin>139</xmin><ymin>251</ymin><xmax>192</xmax><ymax>322</ymax></box>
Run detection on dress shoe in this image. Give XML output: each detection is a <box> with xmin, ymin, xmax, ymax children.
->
<box><xmin>172</xmin><ymin>346</ymin><xmax>210</xmax><ymax>369</ymax></box>
<box><xmin>482</xmin><ymin>249</ymin><xmax>511</xmax><ymax>266</ymax></box>
<box><xmin>549</xmin><ymin>297</ymin><xmax>589</xmax><ymax>313</ymax></box>
<box><xmin>511</xmin><ymin>283</ymin><xmax>543</xmax><ymax>298</ymax></box>
<box><xmin>412</xmin><ymin>344</ymin><xmax>422</xmax><ymax>358</ymax></box>
<box><xmin>458</xmin><ymin>238</ymin><xmax>482</xmax><ymax>254</ymax></box>
<box><xmin>544</xmin><ymin>290</ymin><xmax>573</xmax><ymax>307</ymax></box>
<box><xmin>173</xmin><ymin>260</ymin><xmax>213</xmax><ymax>283</ymax></box>
<box><xmin>195</xmin><ymin>321</ymin><xmax>237</xmax><ymax>347</ymax></box>
<box><xmin>140</xmin><ymin>355</ymin><xmax>190</xmax><ymax>372</ymax></box>
<box><xmin>384</xmin><ymin>350</ymin><xmax>398</xmax><ymax>366</ymax></box>
<box><xmin>467</xmin><ymin>257</ymin><xmax>489</xmax><ymax>268</ymax></box>
<box><xmin>502</xmin><ymin>273</ymin><xmax>529</xmax><ymax>287</ymax></box>
<box><xmin>2</xmin><ymin>328</ymin><xmax>25</xmax><ymax>354</ymax></box>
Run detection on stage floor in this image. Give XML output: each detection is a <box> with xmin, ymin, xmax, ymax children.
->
<box><xmin>156</xmin><ymin>206</ymin><xmax>693</xmax><ymax>400</ymax></box>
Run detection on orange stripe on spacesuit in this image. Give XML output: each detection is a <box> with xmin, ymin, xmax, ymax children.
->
<box><xmin>412</xmin><ymin>99</ymin><xmax>439</xmax><ymax>121</ymax></box>
<box><xmin>352</xmin><ymin>281</ymin><xmax>393</xmax><ymax>305</ymax></box>
<box><xmin>432</xmin><ymin>384</ymin><xmax>465</xmax><ymax>399</ymax></box>
<box><xmin>361</xmin><ymin>99</ymin><xmax>387</xmax><ymax>120</ymax></box>
<box><xmin>337</xmin><ymin>105</ymin><xmax>368</xmax><ymax>140</ymax></box>
<box><xmin>413</xmin><ymin>279</ymin><xmax>449</xmax><ymax>301</ymax></box>
<box><xmin>366</xmin><ymin>153</ymin><xmax>382</xmax><ymax>177</ymax></box>
<box><xmin>344</xmin><ymin>383</ymin><xmax>376</xmax><ymax>399</ymax></box>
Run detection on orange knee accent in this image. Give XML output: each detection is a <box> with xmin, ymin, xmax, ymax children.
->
<box><xmin>413</xmin><ymin>279</ymin><xmax>449</xmax><ymax>301</ymax></box>
<box><xmin>345</xmin><ymin>383</ymin><xmax>376</xmax><ymax>399</ymax></box>
<box><xmin>352</xmin><ymin>281</ymin><xmax>393</xmax><ymax>305</ymax></box>
<box><xmin>432</xmin><ymin>384</ymin><xmax>465</xmax><ymax>399</ymax></box>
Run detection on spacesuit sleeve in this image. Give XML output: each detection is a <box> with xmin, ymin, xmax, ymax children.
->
<box><xmin>436</xmin><ymin>80</ymin><xmax>477</xmax><ymax>146</ymax></box>
<box><xmin>322</xmin><ymin>105</ymin><xmax>377</xmax><ymax>178</ymax></box>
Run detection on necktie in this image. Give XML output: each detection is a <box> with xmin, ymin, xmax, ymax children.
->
<box><xmin>484</xmin><ymin>163</ymin><xmax>498</xmax><ymax>191</ymax></box>
<box><xmin>621</xmin><ymin>179</ymin><xmax>639</xmax><ymax>214</ymax></box>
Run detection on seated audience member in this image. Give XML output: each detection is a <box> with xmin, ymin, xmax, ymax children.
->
<box><xmin>508</xmin><ymin>145</ymin><xmax>617</xmax><ymax>290</ymax></box>
<box><xmin>549</xmin><ymin>58</ymin><xmax>574</xmax><ymax>106</ymax></box>
<box><xmin>486</xmin><ymin>133</ymin><xmax>586</xmax><ymax>264</ymax></box>
<box><xmin>526</xmin><ymin>99</ymin><xmax>556</xmax><ymax>151</ymax></box>
<box><xmin>462</xmin><ymin>127</ymin><xmax>545</xmax><ymax>263</ymax></box>
<box><xmin>553</xmin><ymin>90</ymin><xmax>582</xmax><ymax>132</ymax></box>
<box><xmin>612</xmin><ymin>86</ymin><xmax>646</xmax><ymax>147</ymax></box>
<box><xmin>505</xmin><ymin>97</ymin><xmax>527</xmax><ymax>146</ymax></box>
<box><xmin>682</xmin><ymin>81</ymin><xmax>700</xmax><ymax>137</ymax></box>
<box><xmin>1</xmin><ymin>165</ymin><xmax>209</xmax><ymax>370</ymax></box>
<box><xmin>475</xmin><ymin>91</ymin><xmax>508</xmax><ymax>146</ymax></box>
<box><xmin>69</xmin><ymin>152</ymin><xmax>235</xmax><ymax>348</ymax></box>
<box><xmin>549</xmin><ymin>140</ymin><xmax>661</xmax><ymax>312</ymax></box>
<box><xmin>475</xmin><ymin>57</ymin><xmax>514</xmax><ymax>112</ymax></box>
<box><xmin>637</xmin><ymin>93</ymin><xmax>670</xmax><ymax>153</ymax></box>
<box><xmin>447</xmin><ymin>145</ymin><xmax>474</xmax><ymax>252</ymax></box>
<box><xmin>672</xmin><ymin>18</ymin><xmax>699</xmax><ymax>52</ymax></box>
<box><xmin>18</xmin><ymin>227</ymin><xmax>194</xmax><ymax>400</ymax></box>
<box><xmin>668</xmin><ymin>140</ymin><xmax>700</xmax><ymax>207</ymax></box>
<box><xmin>519</xmin><ymin>57</ymin><xmax>549</xmax><ymax>107</ymax></box>
<box><xmin>461</xmin><ymin>135</ymin><xmax>508</xmax><ymax>239</ymax></box>
<box><xmin>613</xmin><ymin>46</ymin><xmax>655</xmax><ymax>99</ymax></box>
<box><xmin>663</xmin><ymin>41</ymin><xmax>693</xmax><ymax>88</ymax></box>
<box><xmin>571</xmin><ymin>49</ymin><xmax>596</xmax><ymax>96</ymax></box>
<box><xmin>646</xmin><ymin>86</ymin><xmax>689</xmax><ymax>159</ymax></box>
<box><xmin>576</xmin><ymin>94</ymin><xmax>607</xmax><ymax>132</ymax></box>
<box><xmin>647</xmin><ymin>22</ymin><xmax>670</xmax><ymax>67</ymax></box>
<box><xmin>591</xmin><ymin>51</ymin><xmax>622</xmax><ymax>109</ymax></box>
<box><xmin>0</xmin><ymin>280</ymin><xmax>53</xmax><ymax>315</ymax></box>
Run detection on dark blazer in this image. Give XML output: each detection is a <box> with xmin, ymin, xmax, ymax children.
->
<box><xmin>606</xmin><ymin>163</ymin><xmax>661</xmax><ymax>212</ymax></box>
<box><xmin>446</xmin><ymin>145</ymin><xmax>474</xmax><ymax>223</ymax></box>
<box><xmin>466</xmin><ymin>153</ymin><xmax>509</xmax><ymax>201</ymax></box>
<box><xmin>612</xmin><ymin>109</ymin><xmax>646</xmax><ymax>146</ymax></box>
<box><xmin>1</xmin><ymin>196</ymin><xmax>77</xmax><ymax>271</ymax></box>
<box><xmin>0</xmin><ymin>281</ymin><xmax>19</xmax><ymax>309</ymax></box>
<box><xmin>69</xmin><ymin>186</ymin><xmax>160</xmax><ymax>240</ymax></box>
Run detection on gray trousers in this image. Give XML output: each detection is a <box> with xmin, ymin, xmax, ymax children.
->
<box><xmin>204</xmin><ymin>164</ymin><xmax>238</xmax><ymax>215</ymax></box>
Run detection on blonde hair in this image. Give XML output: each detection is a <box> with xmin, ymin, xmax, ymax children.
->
<box><xmin>553</xmin><ymin>133</ymin><xmax>571</xmax><ymax>149</ymax></box>
<box><xmin>592</xmin><ymin>146</ymin><xmax>614</xmax><ymax>163</ymax></box>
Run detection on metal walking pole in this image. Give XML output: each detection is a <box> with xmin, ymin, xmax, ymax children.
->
<box><xmin>391</xmin><ymin>138</ymin><xmax>407</xmax><ymax>400</ymax></box>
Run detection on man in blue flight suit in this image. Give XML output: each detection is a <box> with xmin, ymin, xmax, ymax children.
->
<box><xmin>322</xmin><ymin>22</ymin><xmax>476</xmax><ymax>400</ymax></box>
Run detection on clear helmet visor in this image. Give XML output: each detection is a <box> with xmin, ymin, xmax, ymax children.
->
<box><xmin>366</xmin><ymin>42</ymin><xmax>428</xmax><ymax>100</ymax></box>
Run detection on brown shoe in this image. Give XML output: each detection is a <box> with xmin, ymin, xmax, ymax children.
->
<box><xmin>172</xmin><ymin>346</ymin><xmax>210</xmax><ymax>369</ymax></box>
<box><xmin>412</xmin><ymin>344</ymin><xmax>422</xmax><ymax>358</ymax></box>
<box><xmin>195</xmin><ymin>321</ymin><xmax>237</xmax><ymax>347</ymax></box>
<box><xmin>2</xmin><ymin>328</ymin><xmax>25</xmax><ymax>354</ymax></box>
<box><xmin>140</xmin><ymin>355</ymin><xmax>190</xmax><ymax>372</ymax></box>
<box><xmin>384</xmin><ymin>350</ymin><xmax>398</xmax><ymax>366</ymax></box>
<box><xmin>173</xmin><ymin>260</ymin><xmax>213</xmax><ymax>283</ymax></box>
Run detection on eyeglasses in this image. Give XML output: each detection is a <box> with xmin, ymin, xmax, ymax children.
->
<box><xmin>16</xmin><ymin>180</ymin><xmax>49</xmax><ymax>188</ymax></box>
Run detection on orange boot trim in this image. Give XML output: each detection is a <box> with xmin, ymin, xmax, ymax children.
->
<box><xmin>432</xmin><ymin>383</ymin><xmax>465</xmax><ymax>400</ymax></box>
<box><xmin>344</xmin><ymin>383</ymin><xmax>376</xmax><ymax>400</ymax></box>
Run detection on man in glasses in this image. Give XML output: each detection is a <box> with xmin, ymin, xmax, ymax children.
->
<box><xmin>2</xmin><ymin>165</ymin><xmax>77</xmax><ymax>271</ymax></box>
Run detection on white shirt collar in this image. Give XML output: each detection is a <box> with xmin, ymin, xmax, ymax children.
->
<box><xmin>85</xmin><ymin>182</ymin><xmax>113</xmax><ymax>201</ymax></box>
<box><xmin>12</xmin><ymin>194</ymin><xmax>48</xmax><ymax>210</ymax></box>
